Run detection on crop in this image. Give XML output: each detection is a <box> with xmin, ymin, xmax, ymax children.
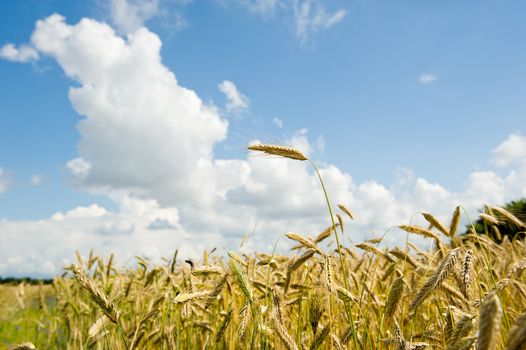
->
<box><xmin>2</xmin><ymin>144</ymin><xmax>526</xmax><ymax>349</ymax></box>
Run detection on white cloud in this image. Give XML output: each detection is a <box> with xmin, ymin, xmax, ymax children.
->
<box><xmin>0</xmin><ymin>168</ymin><xmax>8</xmax><ymax>193</ymax></box>
<box><xmin>419</xmin><ymin>73</ymin><xmax>437</xmax><ymax>84</ymax></box>
<box><xmin>491</xmin><ymin>133</ymin><xmax>526</xmax><ymax>167</ymax></box>
<box><xmin>2</xmin><ymin>14</ymin><xmax>526</xmax><ymax>277</ymax></box>
<box><xmin>109</xmin><ymin>0</ymin><xmax>160</xmax><ymax>33</ymax></box>
<box><xmin>31</xmin><ymin>174</ymin><xmax>43</xmax><ymax>186</ymax></box>
<box><xmin>221</xmin><ymin>0</ymin><xmax>279</xmax><ymax>16</ymax></box>
<box><xmin>315</xmin><ymin>134</ymin><xmax>325</xmax><ymax>153</ymax></box>
<box><xmin>30</xmin><ymin>14</ymin><xmax>229</xmax><ymax>209</ymax></box>
<box><xmin>51</xmin><ymin>204</ymin><xmax>108</xmax><ymax>221</ymax></box>
<box><xmin>0</xmin><ymin>198</ymin><xmax>212</xmax><ymax>277</ymax></box>
<box><xmin>293</xmin><ymin>0</ymin><xmax>347</xmax><ymax>42</ymax></box>
<box><xmin>225</xmin><ymin>0</ymin><xmax>346</xmax><ymax>41</ymax></box>
<box><xmin>218</xmin><ymin>80</ymin><xmax>250</xmax><ymax>112</ymax></box>
<box><xmin>66</xmin><ymin>158</ymin><xmax>91</xmax><ymax>179</ymax></box>
<box><xmin>0</xmin><ymin>43</ymin><xmax>39</xmax><ymax>63</ymax></box>
<box><xmin>273</xmin><ymin>117</ymin><xmax>283</xmax><ymax>128</ymax></box>
<box><xmin>249</xmin><ymin>0</ymin><xmax>280</xmax><ymax>15</ymax></box>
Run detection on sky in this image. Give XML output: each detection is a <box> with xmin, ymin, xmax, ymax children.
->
<box><xmin>0</xmin><ymin>0</ymin><xmax>525</xmax><ymax>277</ymax></box>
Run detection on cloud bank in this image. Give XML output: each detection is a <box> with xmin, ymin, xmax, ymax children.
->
<box><xmin>1</xmin><ymin>14</ymin><xmax>525</xmax><ymax>277</ymax></box>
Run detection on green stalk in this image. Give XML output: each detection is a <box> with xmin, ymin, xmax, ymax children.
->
<box><xmin>116</xmin><ymin>321</ymin><xmax>130</xmax><ymax>350</ymax></box>
<box><xmin>308</xmin><ymin>160</ymin><xmax>359</xmax><ymax>349</ymax></box>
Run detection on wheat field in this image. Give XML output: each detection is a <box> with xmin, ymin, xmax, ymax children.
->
<box><xmin>2</xmin><ymin>145</ymin><xmax>526</xmax><ymax>350</ymax></box>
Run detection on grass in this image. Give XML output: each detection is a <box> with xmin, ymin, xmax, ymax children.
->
<box><xmin>2</xmin><ymin>144</ymin><xmax>526</xmax><ymax>349</ymax></box>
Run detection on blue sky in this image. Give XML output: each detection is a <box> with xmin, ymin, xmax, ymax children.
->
<box><xmin>0</xmin><ymin>0</ymin><xmax>525</xmax><ymax>276</ymax></box>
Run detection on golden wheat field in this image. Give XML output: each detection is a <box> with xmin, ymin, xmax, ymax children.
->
<box><xmin>2</xmin><ymin>145</ymin><xmax>526</xmax><ymax>350</ymax></box>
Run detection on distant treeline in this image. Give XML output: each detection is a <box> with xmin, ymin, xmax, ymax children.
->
<box><xmin>0</xmin><ymin>277</ymin><xmax>54</xmax><ymax>285</ymax></box>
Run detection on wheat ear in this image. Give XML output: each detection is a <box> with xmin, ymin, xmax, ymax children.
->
<box><xmin>480</xmin><ymin>213</ymin><xmax>499</xmax><ymax>226</ymax></box>
<box><xmin>70</xmin><ymin>264</ymin><xmax>119</xmax><ymax>323</ymax></box>
<box><xmin>410</xmin><ymin>248</ymin><xmax>460</xmax><ymax>310</ymax></box>
<box><xmin>286</xmin><ymin>232</ymin><xmax>325</xmax><ymax>256</ymax></box>
<box><xmin>399</xmin><ymin>225</ymin><xmax>440</xmax><ymax>241</ymax></box>
<box><xmin>459</xmin><ymin>250</ymin><xmax>473</xmax><ymax>299</ymax></box>
<box><xmin>477</xmin><ymin>293</ymin><xmax>503</xmax><ymax>350</ymax></box>
<box><xmin>449</xmin><ymin>206</ymin><xmax>461</xmax><ymax>237</ymax></box>
<box><xmin>338</xmin><ymin>204</ymin><xmax>354</xmax><ymax>220</ymax></box>
<box><xmin>248</xmin><ymin>144</ymin><xmax>308</xmax><ymax>161</ymax></box>
<box><xmin>506</xmin><ymin>310</ymin><xmax>526</xmax><ymax>350</ymax></box>
<box><xmin>215</xmin><ymin>308</ymin><xmax>233</xmax><ymax>343</ymax></box>
<box><xmin>422</xmin><ymin>212</ymin><xmax>449</xmax><ymax>236</ymax></box>
<box><xmin>310</xmin><ymin>323</ymin><xmax>331</xmax><ymax>350</ymax></box>
<box><xmin>384</xmin><ymin>274</ymin><xmax>405</xmax><ymax>320</ymax></box>
<box><xmin>492</xmin><ymin>206</ymin><xmax>525</xmax><ymax>228</ymax></box>
<box><xmin>270</xmin><ymin>311</ymin><xmax>299</xmax><ymax>350</ymax></box>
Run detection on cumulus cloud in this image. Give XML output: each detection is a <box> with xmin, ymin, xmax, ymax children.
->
<box><xmin>2</xmin><ymin>14</ymin><xmax>526</xmax><ymax>277</ymax></box>
<box><xmin>0</xmin><ymin>43</ymin><xmax>39</xmax><ymax>63</ymax></box>
<box><xmin>218</xmin><ymin>80</ymin><xmax>250</xmax><ymax>112</ymax></box>
<box><xmin>273</xmin><ymin>117</ymin><xmax>283</xmax><ymax>128</ymax></box>
<box><xmin>419</xmin><ymin>73</ymin><xmax>437</xmax><ymax>84</ymax></box>
<box><xmin>491</xmin><ymin>133</ymin><xmax>526</xmax><ymax>167</ymax></box>
<box><xmin>30</xmin><ymin>15</ymin><xmax>229</xmax><ymax>210</ymax></box>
